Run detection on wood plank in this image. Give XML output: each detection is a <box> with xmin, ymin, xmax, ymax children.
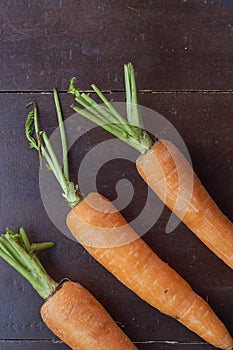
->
<box><xmin>0</xmin><ymin>92</ymin><xmax>232</xmax><ymax>349</ymax></box>
<box><xmin>1</xmin><ymin>0</ymin><xmax>233</xmax><ymax>91</ymax></box>
<box><xmin>0</xmin><ymin>340</ymin><xmax>69</xmax><ymax>350</ymax></box>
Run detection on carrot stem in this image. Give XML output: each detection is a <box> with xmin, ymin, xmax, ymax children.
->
<box><xmin>69</xmin><ymin>79</ymin><xmax>127</xmax><ymax>131</ymax></box>
<box><xmin>90</xmin><ymin>84</ymin><xmax>134</xmax><ymax>135</ymax></box>
<box><xmin>41</xmin><ymin>131</ymin><xmax>68</xmax><ymax>191</ymax></box>
<box><xmin>0</xmin><ymin>228</ymin><xmax>58</xmax><ymax>299</ymax></box>
<box><xmin>25</xmin><ymin>99</ymin><xmax>83</xmax><ymax>208</ymax></box>
<box><xmin>124</xmin><ymin>63</ymin><xmax>143</xmax><ymax>128</ymax></box>
<box><xmin>53</xmin><ymin>89</ymin><xmax>69</xmax><ymax>181</ymax></box>
<box><xmin>31</xmin><ymin>242</ymin><xmax>55</xmax><ymax>252</ymax></box>
<box><xmin>69</xmin><ymin>68</ymin><xmax>153</xmax><ymax>154</ymax></box>
<box><xmin>19</xmin><ymin>227</ymin><xmax>31</xmax><ymax>252</ymax></box>
<box><xmin>80</xmin><ymin>93</ymin><xmax>125</xmax><ymax>127</ymax></box>
<box><xmin>71</xmin><ymin>105</ymin><xmax>128</xmax><ymax>140</ymax></box>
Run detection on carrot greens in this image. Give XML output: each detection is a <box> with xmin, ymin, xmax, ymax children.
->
<box><xmin>0</xmin><ymin>227</ymin><xmax>57</xmax><ymax>299</ymax></box>
<box><xmin>124</xmin><ymin>63</ymin><xmax>143</xmax><ymax>128</ymax></box>
<box><xmin>69</xmin><ymin>63</ymin><xmax>153</xmax><ymax>154</ymax></box>
<box><xmin>25</xmin><ymin>90</ymin><xmax>82</xmax><ymax>208</ymax></box>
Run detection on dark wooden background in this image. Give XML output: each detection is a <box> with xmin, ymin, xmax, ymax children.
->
<box><xmin>0</xmin><ymin>0</ymin><xmax>232</xmax><ymax>349</ymax></box>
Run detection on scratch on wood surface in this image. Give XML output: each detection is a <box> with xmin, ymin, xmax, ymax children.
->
<box><xmin>127</xmin><ymin>6</ymin><xmax>140</xmax><ymax>13</ymax></box>
<box><xmin>2</xmin><ymin>89</ymin><xmax>233</xmax><ymax>96</ymax></box>
<box><xmin>134</xmin><ymin>340</ymin><xmax>206</xmax><ymax>345</ymax></box>
<box><xmin>0</xmin><ymin>339</ymin><xmax>60</xmax><ymax>344</ymax></box>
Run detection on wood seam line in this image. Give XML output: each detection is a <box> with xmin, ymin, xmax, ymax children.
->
<box><xmin>1</xmin><ymin>90</ymin><xmax>233</xmax><ymax>94</ymax></box>
<box><xmin>0</xmin><ymin>339</ymin><xmax>207</xmax><ymax>345</ymax></box>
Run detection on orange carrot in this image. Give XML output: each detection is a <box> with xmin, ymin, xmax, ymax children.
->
<box><xmin>69</xmin><ymin>63</ymin><xmax>233</xmax><ymax>270</ymax></box>
<box><xmin>26</xmin><ymin>89</ymin><xmax>233</xmax><ymax>349</ymax></box>
<box><xmin>41</xmin><ymin>281</ymin><xmax>137</xmax><ymax>350</ymax></box>
<box><xmin>67</xmin><ymin>192</ymin><xmax>233</xmax><ymax>350</ymax></box>
<box><xmin>136</xmin><ymin>139</ymin><xmax>233</xmax><ymax>269</ymax></box>
<box><xmin>0</xmin><ymin>228</ymin><xmax>137</xmax><ymax>350</ymax></box>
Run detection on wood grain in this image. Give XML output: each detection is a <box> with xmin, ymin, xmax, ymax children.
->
<box><xmin>1</xmin><ymin>0</ymin><xmax>233</xmax><ymax>91</ymax></box>
<box><xmin>0</xmin><ymin>1</ymin><xmax>232</xmax><ymax>349</ymax></box>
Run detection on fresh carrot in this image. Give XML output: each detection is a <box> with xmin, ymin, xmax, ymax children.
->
<box><xmin>26</xmin><ymin>90</ymin><xmax>233</xmax><ymax>349</ymax></box>
<box><xmin>69</xmin><ymin>63</ymin><xmax>233</xmax><ymax>271</ymax></box>
<box><xmin>137</xmin><ymin>139</ymin><xmax>233</xmax><ymax>269</ymax></box>
<box><xmin>67</xmin><ymin>193</ymin><xmax>233</xmax><ymax>350</ymax></box>
<box><xmin>0</xmin><ymin>227</ymin><xmax>137</xmax><ymax>350</ymax></box>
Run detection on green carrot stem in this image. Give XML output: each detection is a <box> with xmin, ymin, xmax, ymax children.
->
<box><xmin>19</xmin><ymin>227</ymin><xmax>31</xmax><ymax>252</ymax></box>
<box><xmin>25</xmin><ymin>98</ymin><xmax>82</xmax><ymax>209</ymax></box>
<box><xmin>0</xmin><ymin>237</ymin><xmax>22</xmax><ymax>265</ymax></box>
<box><xmin>69</xmin><ymin>65</ymin><xmax>153</xmax><ymax>153</ymax></box>
<box><xmin>129</xmin><ymin>65</ymin><xmax>139</xmax><ymax>110</ymax></box>
<box><xmin>0</xmin><ymin>244</ymin><xmax>31</xmax><ymax>279</ymax></box>
<box><xmin>5</xmin><ymin>234</ymin><xmax>42</xmax><ymax>272</ymax></box>
<box><xmin>41</xmin><ymin>146</ymin><xmax>62</xmax><ymax>184</ymax></box>
<box><xmin>31</xmin><ymin>242</ymin><xmax>55</xmax><ymax>252</ymax></box>
<box><xmin>0</xmin><ymin>240</ymin><xmax>13</xmax><ymax>259</ymax></box>
<box><xmin>126</xmin><ymin>63</ymin><xmax>143</xmax><ymax>128</ymax></box>
<box><xmin>69</xmin><ymin>77</ymin><xmax>137</xmax><ymax>138</ymax></box>
<box><xmin>0</xmin><ymin>228</ymin><xmax>58</xmax><ymax>300</ymax></box>
<box><xmin>71</xmin><ymin>105</ymin><xmax>128</xmax><ymax>140</ymax></box>
<box><xmin>75</xmin><ymin>95</ymin><xmax>127</xmax><ymax>135</ymax></box>
<box><xmin>71</xmin><ymin>105</ymin><xmax>148</xmax><ymax>153</ymax></box>
<box><xmin>6</xmin><ymin>227</ymin><xmax>16</xmax><ymax>235</ymax></box>
<box><xmin>33</xmin><ymin>101</ymin><xmax>40</xmax><ymax>140</ymax></box>
<box><xmin>80</xmin><ymin>93</ymin><xmax>121</xmax><ymax>125</ymax></box>
<box><xmin>75</xmin><ymin>93</ymin><xmax>120</xmax><ymax>129</ymax></box>
<box><xmin>41</xmin><ymin>131</ymin><xmax>82</xmax><ymax>207</ymax></box>
<box><xmin>54</xmin><ymin>89</ymin><xmax>69</xmax><ymax>181</ymax></box>
<box><xmin>91</xmin><ymin>84</ymin><xmax>136</xmax><ymax>136</ymax></box>
<box><xmin>32</xmin><ymin>102</ymin><xmax>43</xmax><ymax>165</ymax></box>
<box><xmin>30</xmin><ymin>241</ymin><xmax>55</xmax><ymax>270</ymax></box>
<box><xmin>41</xmin><ymin>132</ymin><xmax>68</xmax><ymax>192</ymax></box>
<box><xmin>73</xmin><ymin>93</ymin><xmax>106</xmax><ymax>120</ymax></box>
<box><xmin>124</xmin><ymin>65</ymin><xmax>132</xmax><ymax>124</ymax></box>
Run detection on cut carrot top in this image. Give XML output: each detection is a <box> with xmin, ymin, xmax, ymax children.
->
<box><xmin>0</xmin><ymin>227</ymin><xmax>57</xmax><ymax>299</ymax></box>
<box><xmin>25</xmin><ymin>91</ymin><xmax>83</xmax><ymax>209</ymax></box>
<box><xmin>69</xmin><ymin>64</ymin><xmax>153</xmax><ymax>154</ymax></box>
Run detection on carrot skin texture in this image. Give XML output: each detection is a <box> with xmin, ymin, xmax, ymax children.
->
<box><xmin>41</xmin><ymin>281</ymin><xmax>137</xmax><ymax>350</ymax></box>
<box><xmin>67</xmin><ymin>193</ymin><xmax>233</xmax><ymax>350</ymax></box>
<box><xmin>136</xmin><ymin>140</ymin><xmax>233</xmax><ymax>269</ymax></box>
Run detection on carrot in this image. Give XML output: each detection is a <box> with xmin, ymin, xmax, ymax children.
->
<box><xmin>26</xmin><ymin>90</ymin><xmax>233</xmax><ymax>349</ymax></box>
<box><xmin>69</xmin><ymin>63</ymin><xmax>233</xmax><ymax>271</ymax></box>
<box><xmin>67</xmin><ymin>192</ymin><xmax>233</xmax><ymax>350</ymax></box>
<box><xmin>136</xmin><ymin>139</ymin><xmax>233</xmax><ymax>269</ymax></box>
<box><xmin>0</xmin><ymin>227</ymin><xmax>137</xmax><ymax>350</ymax></box>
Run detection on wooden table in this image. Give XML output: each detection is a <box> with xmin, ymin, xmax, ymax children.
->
<box><xmin>0</xmin><ymin>1</ymin><xmax>232</xmax><ymax>349</ymax></box>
